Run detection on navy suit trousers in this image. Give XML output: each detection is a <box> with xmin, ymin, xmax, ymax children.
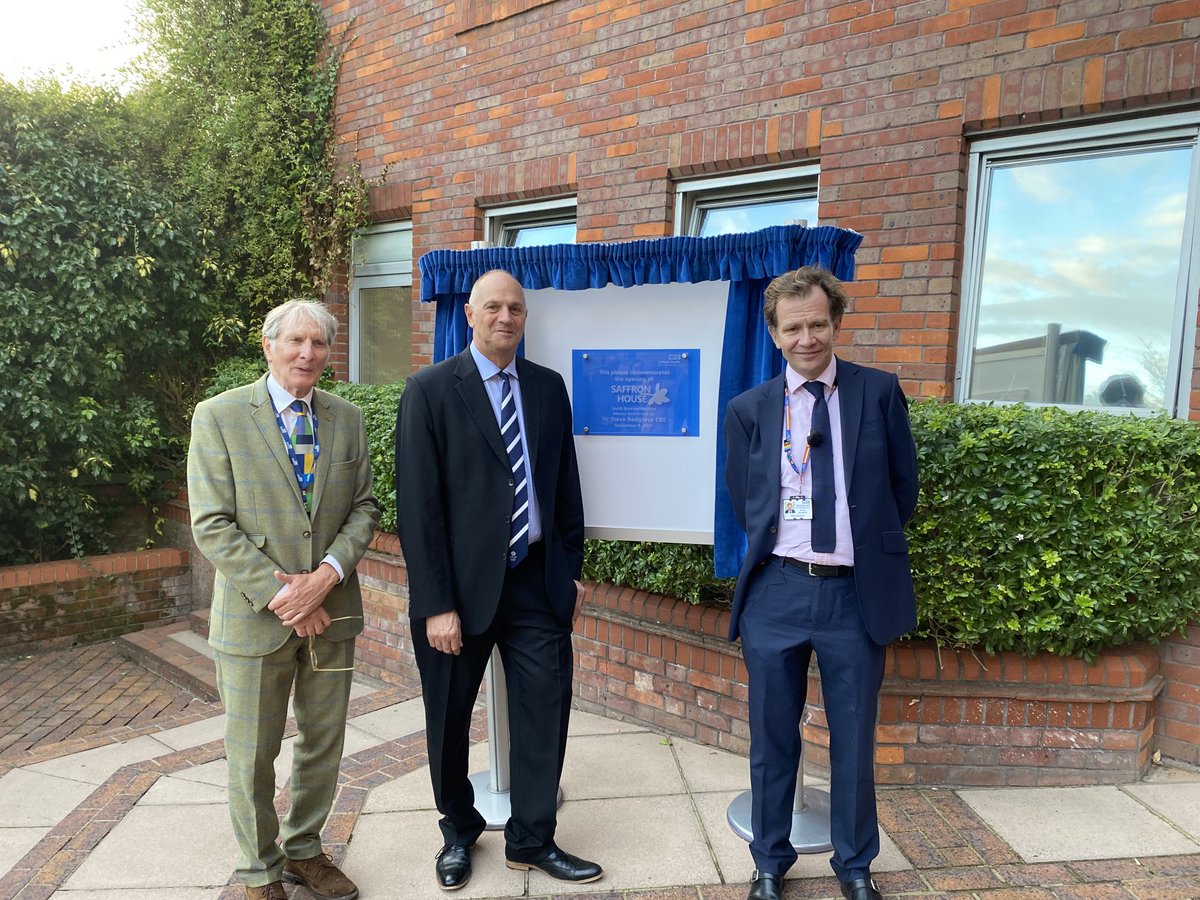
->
<box><xmin>739</xmin><ymin>557</ymin><xmax>885</xmax><ymax>882</ymax></box>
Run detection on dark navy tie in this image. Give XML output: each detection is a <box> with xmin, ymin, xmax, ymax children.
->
<box><xmin>804</xmin><ymin>381</ymin><xmax>836</xmax><ymax>553</ymax></box>
<box><xmin>499</xmin><ymin>372</ymin><xmax>529</xmax><ymax>567</ymax></box>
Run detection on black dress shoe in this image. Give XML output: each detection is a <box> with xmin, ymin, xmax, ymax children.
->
<box><xmin>434</xmin><ymin>844</ymin><xmax>471</xmax><ymax>891</ymax></box>
<box><xmin>840</xmin><ymin>876</ymin><xmax>883</xmax><ymax>900</ymax></box>
<box><xmin>747</xmin><ymin>870</ymin><xmax>782</xmax><ymax>900</ymax></box>
<box><xmin>505</xmin><ymin>846</ymin><xmax>602</xmax><ymax>882</ymax></box>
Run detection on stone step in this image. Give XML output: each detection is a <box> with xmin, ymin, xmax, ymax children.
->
<box><xmin>116</xmin><ymin>617</ymin><xmax>219</xmax><ymax>702</ymax></box>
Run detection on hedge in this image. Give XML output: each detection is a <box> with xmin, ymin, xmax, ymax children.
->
<box><xmin>203</xmin><ymin>363</ymin><xmax>1200</xmax><ymax>660</ymax></box>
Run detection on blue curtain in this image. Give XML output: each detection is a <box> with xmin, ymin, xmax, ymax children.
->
<box><xmin>417</xmin><ymin>224</ymin><xmax>863</xmax><ymax>579</ymax></box>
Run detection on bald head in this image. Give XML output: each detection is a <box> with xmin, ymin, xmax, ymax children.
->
<box><xmin>465</xmin><ymin>270</ymin><xmax>527</xmax><ymax>367</ymax></box>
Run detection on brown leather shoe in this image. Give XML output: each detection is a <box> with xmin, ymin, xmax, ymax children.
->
<box><xmin>244</xmin><ymin>883</ymin><xmax>287</xmax><ymax>900</ymax></box>
<box><xmin>283</xmin><ymin>852</ymin><xmax>359</xmax><ymax>900</ymax></box>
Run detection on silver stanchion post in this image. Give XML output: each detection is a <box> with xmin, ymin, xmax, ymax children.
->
<box><xmin>727</xmin><ymin>711</ymin><xmax>833</xmax><ymax>853</ymax></box>
<box><xmin>467</xmin><ymin>647</ymin><xmax>563</xmax><ymax>829</ymax></box>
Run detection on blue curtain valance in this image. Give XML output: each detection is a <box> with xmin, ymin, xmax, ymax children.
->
<box><xmin>416</xmin><ymin>223</ymin><xmax>864</xmax><ymax>580</ymax></box>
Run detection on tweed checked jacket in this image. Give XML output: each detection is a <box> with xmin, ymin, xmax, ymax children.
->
<box><xmin>187</xmin><ymin>375</ymin><xmax>380</xmax><ymax>657</ymax></box>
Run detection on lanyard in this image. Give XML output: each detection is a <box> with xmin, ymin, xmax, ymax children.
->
<box><xmin>783</xmin><ymin>390</ymin><xmax>811</xmax><ymax>477</ymax></box>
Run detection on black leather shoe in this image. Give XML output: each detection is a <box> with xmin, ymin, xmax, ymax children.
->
<box><xmin>434</xmin><ymin>844</ymin><xmax>471</xmax><ymax>891</ymax></box>
<box><xmin>840</xmin><ymin>876</ymin><xmax>883</xmax><ymax>900</ymax></box>
<box><xmin>747</xmin><ymin>870</ymin><xmax>782</xmax><ymax>900</ymax></box>
<box><xmin>505</xmin><ymin>846</ymin><xmax>602</xmax><ymax>883</ymax></box>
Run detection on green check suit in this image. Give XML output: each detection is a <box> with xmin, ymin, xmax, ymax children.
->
<box><xmin>188</xmin><ymin>375</ymin><xmax>379</xmax><ymax>886</ymax></box>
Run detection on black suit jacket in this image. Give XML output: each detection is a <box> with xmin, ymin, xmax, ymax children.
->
<box><xmin>724</xmin><ymin>357</ymin><xmax>920</xmax><ymax>646</ymax></box>
<box><xmin>396</xmin><ymin>348</ymin><xmax>585</xmax><ymax>635</ymax></box>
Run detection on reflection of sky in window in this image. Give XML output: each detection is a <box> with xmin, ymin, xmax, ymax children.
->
<box><xmin>510</xmin><ymin>222</ymin><xmax>577</xmax><ymax>247</ymax></box>
<box><xmin>974</xmin><ymin>145</ymin><xmax>1191</xmax><ymax>406</ymax></box>
<box><xmin>699</xmin><ymin>199</ymin><xmax>817</xmax><ymax>236</ymax></box>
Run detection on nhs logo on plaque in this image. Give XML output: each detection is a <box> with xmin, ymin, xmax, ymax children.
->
<box><xmin>572</xmin><ymin>349</ymin><xmax>700</xmax><ymax>437</ymax></box>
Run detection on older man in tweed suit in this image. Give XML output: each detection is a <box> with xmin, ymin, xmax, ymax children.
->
<box><xmin>188</xmin><ymin>299</ymin><xmax>379</xmax><ymax>900</ymax></box>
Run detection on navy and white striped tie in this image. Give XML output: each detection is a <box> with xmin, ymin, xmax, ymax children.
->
<box><xmin>499</xmin><ymin>372</ymin><xmax>529</xmax><ymax>567</ymax></box>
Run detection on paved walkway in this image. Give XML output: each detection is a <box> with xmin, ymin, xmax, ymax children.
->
<box><xmin>2</xmin><ymin>624</ymin><xmax>1200</xmax><ymax>900</ymax></box>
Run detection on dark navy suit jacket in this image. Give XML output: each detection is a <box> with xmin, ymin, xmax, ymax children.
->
<box><xmin>723</xmin><ymin>357</ymin><xmax>919</xmax><ymax>646</ymax></box>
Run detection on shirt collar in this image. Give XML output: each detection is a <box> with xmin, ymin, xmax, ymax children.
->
<box><xmin>266</xmin><ymin>374</ymin><xmax>314</xmax><ymax>412</ymax></box>
<box><xmin>784</xmin><ymin>356</ymin><xmax>838</xmax><ymax>395</ymax></box>
<box><xmin>470</xmin><ymin>343</ymin><xmax>518</xmax><ymax>381</ymax></box>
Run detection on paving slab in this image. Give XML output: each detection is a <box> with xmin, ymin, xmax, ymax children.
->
<box><xmin>362</xmin><ymin>742</ymin><xmax>488</xmax><ymax>814</ymax></box>
<box><xmin>958</xmin><ymin>785</ymin><xmax>1200</xmax><ymax>862</ymax></box>
<box><xmin>152</xmin><ymin>712</ymin><xmax>227</xmax><ymax>751</ymax></box>
<box><xmin>693</xmin><ymin>789</ymin><xmax>911</xmax><ymax>886</ymax></box>
<box><xmin>61</xmin><ymin>802</ymin><xmax>236</xmax><ymax>890</ymax></box>
<box><xmin>559</xmin><ymin>730</ymin><xmax>686</xmax><ymax>800</ymax></box>
<box><xmin>567</xmin><ymin>712</ymin><xmax>649</xmax><ymax>736</ymax></box>
<box><xmin>168</xmin><ymin>629</ymin><xmax>215</xmax><ymax>659</ymax></box>
<box><xmin>0</xmin><ymin>825</ymin><xmax>50</xmax><ymax>876</ymax></box>
<box><xmin>50</xmin><ymin>890</ymin><xmax>218</xmax><ymax>900</ymax></box>
<box><xmin>345</xmin><ymin>808</ymin><xmax>524</xmax><ymax>899</ymax></box>
<box><xmin>527</xmin><ymin>794</ymin><xmax>720</xmax><ymax>894</ymax></box>
<box><xmin>139</xmin><ymin>773</ymin><xmax>230</xmax><ymax>805</ymax></box>
<box><xmin>1124</xmin><ymin>781</ymin><xmax>1200</xmax><ymax>842</ymax></box>
<box><xmin>671</xmin><ymin>734</ymin><xmax>755</xmax><ymax>794</ymax></box>
<box><xmin>345</xmin><ymin>695</ymin><xmax>426</xmax><ymax>743</ymax></box>
<box><xmin>0</xmin><ymin>767</ymin><xmax>96</xmax><ymax>827</ymax></box>
<box><xmin>26</xmin><ymin>734</ymin><xmax>176</xmax><ymax>784</ymax></box>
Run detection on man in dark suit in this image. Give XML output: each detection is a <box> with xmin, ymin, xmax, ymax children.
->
<box><xmin>395</xmin><ymin>269</ymin><xmax>602</xmax><ymax>891</ymax></box>
<box><xmin>724</xmin><ymin>267</ymin><xmax>919</xmax><ymax>900</ymax></box>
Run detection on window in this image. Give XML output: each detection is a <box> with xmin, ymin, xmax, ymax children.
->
<box><xmin>483</xmin><ymin>198</ymin><xmax>577</xmax><ymax>247</ymax></box>
<box><xmin>350</xmin><ymin>222</ymin><xmax>412</xmax><ymax>384</ymax></box>
<box><xmin>675</xmin><ymin>165</ymin><xmax>819</xmax><ymax>237</ymax></box>
<box><xmin>959</xmin><ymin>114</ymin><xmax>1200</xmax><ymax>415</ymax></box>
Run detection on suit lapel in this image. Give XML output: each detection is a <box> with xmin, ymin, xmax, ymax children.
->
<box><xmin>754</xmin><ymin>373</ymin><xmax>786</xmax><ymax>472</ymax></box>
<box><xmin>454</xmin><ymin>348</ymin><xmax>509</xmax><ymax>468</ymax></box>
<box><xmin>250</xmin><ymin>376</ymin><xmax>306</xmax><ymax>509</ymax></box>
<box><xmin>836</xmin><ymin>357</ymin><xmax>864</xmax><ymax>493</ymax></box>
<box><xmin>515</xmin><ymin>357</ymin><xmax>541</xmax><ymax>475</ymax></box>
<box><xmin>310</xmin><ymin>390</ymin><xmax>336</xmax><ymax>515</ymax></box>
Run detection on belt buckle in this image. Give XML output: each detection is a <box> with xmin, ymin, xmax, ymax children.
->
<box><xmin>805</xmin><ymin>561</ymin><xmax>820</xmax><ymax>576</ymax></box>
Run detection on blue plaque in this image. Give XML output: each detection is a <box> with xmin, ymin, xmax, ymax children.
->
<box><xmin>573</xmin><ymin>349</ymin><xmax>700</xmax><ymax>436</ymax></box>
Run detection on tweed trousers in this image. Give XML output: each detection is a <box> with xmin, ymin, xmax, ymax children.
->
<box><xmin>215</xmin><ymin>634</ymin><xmax>354</xmax><ymax>887</ymax></box>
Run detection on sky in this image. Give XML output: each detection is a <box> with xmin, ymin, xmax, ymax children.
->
<box><xmin>0</xmin><ymin>0</ymin><xmax>146</xmax><ymax>88</ymax></box>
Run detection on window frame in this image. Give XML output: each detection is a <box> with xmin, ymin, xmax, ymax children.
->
<box><xmin>956</xmin><ymin>113</ymin><xmax>1200</xmax><ymax>416</ymax></box>
<box><xmin>673</xmin><ymin>164</ymin><xmax>820</xmax><ymax>237</ymax></box>
<box><xmin>349</xmin><ymin>220</ymin><xmax>413</xmax><ymax>384</ymax></box>
<box><xmin>482</xmin><ymin>197</ymin><xmax>577</xmax><ymax>247</ymax></box>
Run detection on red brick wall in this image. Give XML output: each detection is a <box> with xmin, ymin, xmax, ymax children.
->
<box><xmin>320</xmin><ymin>0</ymin><xmax>1200</xmax><ymax>413</ymax></box>
<box><xmin>0</xmin><ymin>550</ymin><xmax>191</xmax><ymax>655</ymax></box>
<box><xmin>1157</xmin><ymin>624</ymin><xmax>1200</xmax><ymax>766</ymax></box>
<box><xmin>335</xmin><ymin>539</ymin><xmax>1193</xmax><ymax>785</ymax></box>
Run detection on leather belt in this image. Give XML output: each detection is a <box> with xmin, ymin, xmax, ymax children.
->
<box><xmin>778</xmin><ymin>556</ymin><xmax>853</xmax><ymax>578</ymax></box>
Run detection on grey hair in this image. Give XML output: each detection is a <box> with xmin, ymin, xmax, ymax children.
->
<box><xmin>262</xmin><ymin>299</ymin><xmax>337</xmax><ymax>347</ymax></box>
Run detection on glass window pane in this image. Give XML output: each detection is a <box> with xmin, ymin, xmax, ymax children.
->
<box><xmin>357</xmin><ymin>228</ymin><xmax>413</xmax><ymax>267</ymax></box>
<box><xmin>508</xmin><ymin>221</ymin><xmax>576</xmax><ymax>247</ymax></box>
<box><xmin>968</xmin><ymin>145</ymin><xmax>1192</xmax><ymax>410</ymax></box>
<box><xmin>698</xmin><ymin>198</ymin><xmax>817</xmax><ymax>237</ymax></box>
<box><xmin>358</xmin><ymin>285</ymin><xmax>411</xmax><ymax>383</ymax></box>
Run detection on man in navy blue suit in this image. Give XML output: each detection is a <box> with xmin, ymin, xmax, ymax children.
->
<box><xmin>724</xmin><ymin>267</ymin><xmax>919</xmax><ymax>900</ymax></box>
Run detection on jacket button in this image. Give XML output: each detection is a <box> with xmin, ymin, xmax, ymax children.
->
<box><xmin>769</xmin><ymin>526</ymin><xmax>777</xmax><ymax>534</ymax></box>
<box><xmin>508</xmin><ymin>478</ymin><xmax>515</xmax><ymax>487</ymax></box>
<box><xmin>301</xmin><ymin>569</ymin><xmax>310</xmax><ymax>574</ymax></box>
<box><xmin>302</xmin><ymin>530</ymin><xmax>311</xmax><ymax>538</ymax></box>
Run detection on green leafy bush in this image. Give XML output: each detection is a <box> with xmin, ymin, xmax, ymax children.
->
<box><xmin>907</xmin><ymin>401</ymin><xmax>1200</xmax><ymax>660</ymax></box>
<box><xmin>580</xmin><ymin>402</ymin><xmax>1200</xmax><ymax>661</ymax></box>
<box><xmin>584</xmin><ymin>540</ymin><xmax>733</xmax><ymax>606</ymax></box>
<box><xmin>0</xmin><ymin>81</ymin><xmax>214</xmax><ymax>564</ymax></box>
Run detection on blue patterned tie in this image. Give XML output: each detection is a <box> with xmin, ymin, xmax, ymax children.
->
<box><xmin>290</xmin><ymin>400</ymin><xmax>315</xmax><ymax>513</ymax></box>
<box><xmin>499</xmin><ymin>373</ymin><xmax>529</xmax><ymax>567</ymax></box>
<box><xmin>804</xmin><ymin>381</ymin><xmax>835</xmax><ymax>552</ymax></box>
